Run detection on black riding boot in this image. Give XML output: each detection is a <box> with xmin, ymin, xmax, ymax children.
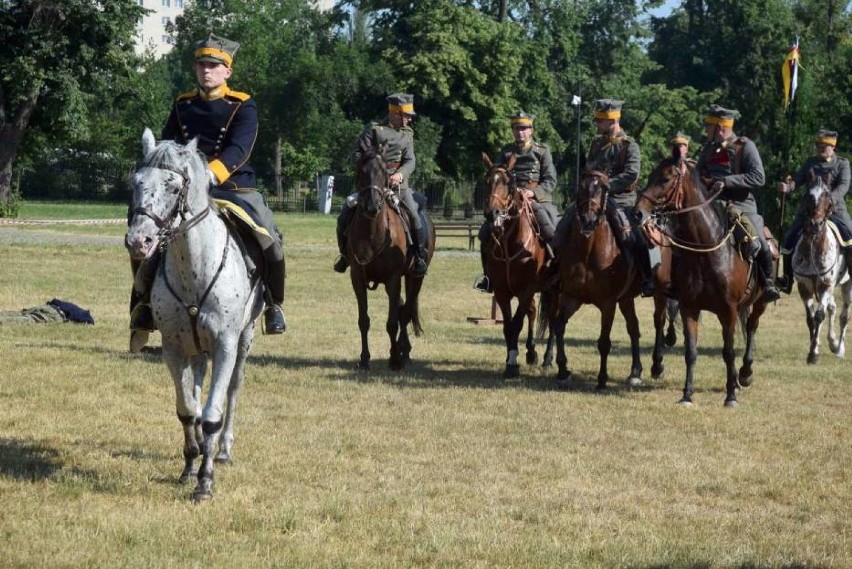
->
<box><xmin>129</xmin><ymin>252</ymin><xmax>159</xmax><ymax>333</ymax></box>
<box><xmin>634</xmin><ymin>235</ymin><xmax>655</xmax><ymax>297</ymax></box>
<box><xmin>474</xmin><ymin>246</ymin><xmax>492</xmax><ymax>293</ymax></box>
<box><xmin>263</xmin><ymin>253</ymin><xmax>287</xmax><ymax>334</ymax></box>
<box><xmin>758</xmin><ymin>246</ymin><xmax>781</xmax><ymax>303</ymax></box>
<box><xmin>333</xmin><ymin>207</ymin><xmax>354</xmax><ymax>273</ymax></box>
<box><xmin>777</xmin><ymin>253</ymin><xmax>794</xmax><ymax>294</ymax></box>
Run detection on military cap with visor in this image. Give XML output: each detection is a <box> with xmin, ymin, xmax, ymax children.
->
<box><xmin>671</xmin><ymin>131</ymin><xmax>691</xmax><ymax>146</ymax></box>
<box><xmin>387</xmin><ymin>93</ymin><xmax>416</xmax><ymax>116</ymax></box>
<box><xmin>509</xmin><ymin>110</ymin><xmax>535</xmax><ymax>128</ymax></box>
<box><xmin>815</xmin><ymin>128</ymin><xmax>838</xmax><ymax>147</ymax></box>
<box><xmin>593</xmin><ymin>99</ymin><xmax>624</xmax><ymax>120</ymax></box>
<box><xmin>704</xmin><ymin>104</ymin><xmax>741</xmax><ymax>127</ymax></box>
<box><xmin>194</xmin><ymin>34</ymin><xmax>240</xmax><ymax>68</ymax></box>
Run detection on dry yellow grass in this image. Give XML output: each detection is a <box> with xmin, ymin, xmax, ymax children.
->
<box><xmin>0</xmin><ymin>214</ymin><xmax>849</xmax><ymax>568</ymax></box>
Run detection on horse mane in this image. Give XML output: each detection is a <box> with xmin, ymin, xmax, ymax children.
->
<box><xmin>140</xmin><ymin>139</ymin><xmax>207</xmax><ymax>183</ymax></box>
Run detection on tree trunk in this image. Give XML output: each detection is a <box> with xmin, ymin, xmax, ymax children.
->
<box><xmin>497</xmin><ymin>0</ymin><xmax>508</xmax><ymax>22</ymax></box>
<box><xmin>274</xmin><ymin>135</ymin><xmax>283</xmax><ymax>198</ymax></box>
<box><xmin>0</xmin><ymin>88</ymin><xmax>40</xmax><ymax>210</ymax></box>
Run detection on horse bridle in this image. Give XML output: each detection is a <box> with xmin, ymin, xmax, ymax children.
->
<box><xmin>575</xmin><ymin>170</ymin><xmax>609</xmax><ymax>225</ymax></box>
<box><xmin>131</xmin><ymin>166</ymin><xmax>211</xmax><ymax>247</ymax></box>
<box><xmin>486</xmin><ymin>166</ymin><xmax>519</xmax><ymax>227</ymax></box>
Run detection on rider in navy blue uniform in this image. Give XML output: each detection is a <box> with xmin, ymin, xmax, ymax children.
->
<box><xmin>128</xmin><ymin>34</ymin><xmax>286</xmax><ymax>352</ymax></box>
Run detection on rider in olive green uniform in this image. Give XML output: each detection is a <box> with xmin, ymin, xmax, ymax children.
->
<box><xmin>334</xmin><ymin>93</ymin><xmax>427</xmax><ymax>276</ymax></box>
<box><xmin>555</xmin><ymin>99</ymin><xmax>655</xmax><ymax>297</ymax></box>
<box><xmin>128</xmin><ymin>34</ymin><xmax>286</xmax><ymax>353</ymax></box>
<box><xmin>475</xmin><ymin>111</ymin><xmax>559</xmax><ymax>292</ymax></box>
<box><xmin>776</xmin><ymin>128</ymin><xmax>852</xmax><ymax>293</ymax></box>
<box><xmin>696</xmin><ymin>104</ymin><xmax>780</xmax><ymax>302</ymax></box>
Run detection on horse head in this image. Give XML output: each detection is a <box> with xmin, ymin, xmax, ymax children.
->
<box><xmin>125</xmin><ymin>128</ymin><xmax>209</xmax><ymax>261</ymax></box>
<box><xmin>577</xmin><ymin>169</ymin><xmax>610</xmax><ymax>237</ymax></box>
<box><xmin>355</xmin><ymin>137</ymin><xmax>389</xmax><ymax>219</ymax></box>
<box><xmin>803</xmin><ymin>176</ymin><xmax>833</xmax><ymax>233</ymax></box>
<box><xmin>482</xmin><ymin>152</ymin><xmax>517</xmax><ymax>230</ymax></box>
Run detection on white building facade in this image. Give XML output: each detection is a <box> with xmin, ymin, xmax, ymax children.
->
<box><xmin>134</xmin><ymin>0</ymin><xmax>336</xmax><ymax>58</ymax></box>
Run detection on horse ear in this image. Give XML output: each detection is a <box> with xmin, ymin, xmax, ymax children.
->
<box><xmin>142</xmin><ymin>128</ymin><xmax>156</xmax><ymax>156</ymax></box>
<box><xmin>185</xmin><ymin>136</ymin><xmax>199</xmax><ymax>154</ymax></box>
<box><xmin>482</xmin><ymin>153</ymin><xmax>493</xmax><ymax>168</ymax></box>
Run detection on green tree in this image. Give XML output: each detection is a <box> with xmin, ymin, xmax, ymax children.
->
<box><xmin>0</xmin><ymin>0</ymin><xmax>145</xmax><ymax>214</ymax></box>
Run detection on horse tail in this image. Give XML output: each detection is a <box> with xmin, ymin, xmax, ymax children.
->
<box><xmin>405</xmin><ymin>276</ymin><xmax>425</xmax><ymax>337</ymax></box>
<box><xmin>536</xmin><ymin>290</ymin><xmax>554</xmax><ymax>341</ymax></box>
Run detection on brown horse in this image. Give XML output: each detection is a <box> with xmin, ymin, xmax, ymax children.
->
<box><xmin>552</xmin><ymin>170</ymin><xmax>674</xmax><ymax>390</ymax></box>
<box><xmin>347</xmin><ymin>138</ymin><xmax>435</xmax><ymax>370</ymax></box>
<box><xmin>481</xmin><ymin>153</ymin><xmax>553</xmax><ymax>378</ymax></box>
<box><xmin>636</xmin><ymin>155</ymin><xmax>768</xmax><ymax>406</ymax></box>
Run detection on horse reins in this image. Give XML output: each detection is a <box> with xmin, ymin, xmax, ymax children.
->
<box><xmin>134</xmin><ymin>165</ymin><xmax>232</xmax><ymax>355</ymax></box>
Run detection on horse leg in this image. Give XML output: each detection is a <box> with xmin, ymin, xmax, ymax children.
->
<box><xmin>679</xmin><ymin>309</ymin><xmax>700</xmax><ymax>406</ymax></box>
<box><xmin>495</xmin><ymin>294</ymin><xmax>520</xmax><ymax>378</ymax></box>
<box><xmin>594</xmin><ymin>303</ymin><xmax>617</xmax><ymax>391</ymax></box>
<box><xmin>524</xmin><ymin>295</ymin><xmax>538</xmax><ymax>365</ymax></box>
<box><xmin>826</xmin><ymin>290</ymin><xmax>839</xmax><ymax>355</ymax></box>
<box><xmin>738</xmin><ymin>302</ymin><xmax>765</xmax><ymax>387</ymax></box>
<box><xmin>385</xmin><ymin>279</ymin><xmax>403</xmax><ymax>371</ymax></box>
<box><xmin>665</xmin><ymin>299</ymin><xmax>678</xmax><ymax>347</ymax></box>
<box><xmin>718</xmin><ymin>309</ymin><xmax>739</xmax><ymax>408</ymax></box>
<box><xmin>836</xmin><ymin>281</ymin><xmax>852</xmax><ymax>358</ymax></box>
<box><xmin>164</xmin><ymin>348</ymin><xmax>203</xmax><ymax>485</ymax></box>
<box><xmin>619</xmin><ymin>296</ymin><xmax>643</xmax><ymax>386</ymax></box>
<box><xmin>651</xmin><ymin>295</ymin><xmax>667</xmax><ymax>379</ymax></box>
<box><xmin>554</xmin><ymin>298</ymin><xmax>581</xmax><ymax>388</ymax></box>
<box><xmin>352</xmin><ymin>280</ymin><xmax>371</xmax><ymax>370</ymax></box>
<box><xmin>193</xmin><ymin>342</ymin><xmax>239</xmax><ymax>502</ymax></box>
<box><xmin>804</xmin><ymin>295</ymin><xmax>818</xmax><ymax>363</ymax></box>
<box><xmin>216</xmin><ymin>325</ymin><xmax>255</xmax><ymax>464</ymax></box>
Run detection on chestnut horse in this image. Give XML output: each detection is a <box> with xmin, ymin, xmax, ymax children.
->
<box><xmin>552</xmin><ymin>170</ymin><xmax>674</xmax><ymax>390</ymax></box>
<box><xmin>346</xmin><ymin>138</ymin><xmax>435</xmax><ymax>371</ymax></box>
<box><xmin>792</xmin><ymin>177</ymin><xmax>851</xmax><ymax>363</ymax></box>
<box><xmin>482</xmin><ymin>153</ymin><xmax>554</xmax><ymax>378</ymax></box>
<box><xmin>636</xmin><ymin>155</ymin><xmax>768</xmax><ymax>407</ymax></box>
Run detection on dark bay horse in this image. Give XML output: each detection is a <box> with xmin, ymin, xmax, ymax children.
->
<box><xmin>792</xmin><ymin>177</ymin><xmax>851</xmax><ymax>363</ymax></box>
<box><xmin>347</xmin><ymin>138</ymin><xmax>435</xmax><ymax>371</ymax></box>
<box><xmin>552</xmin><ymin>170</ymin><xmax>674</xmax><ymax>390</ymax></box>
<box><xmin>636</xmin><ymin>155</ymin><xmax>768</xmax><ymax>407</ymax></box>
<box><xmin>481</xmin><ymin>153</ymin><xmax>553</xmax><ymax>378</ymax></box>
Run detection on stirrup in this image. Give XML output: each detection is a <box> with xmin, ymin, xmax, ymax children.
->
<box><xmin>777</xmin><ymin>274</ymin><xmax>794</xmax><ymax>294</ymax></box>
<box><xmin>762</xmin><ymin>285</ymin><xmax>781</xmax><ymax>303</ymax></box>
<box><xmin>263</xmin><ymin>304</ymin><xmax>287</xmax><ymax>334</ymax></box>
<box><xmin>333</xmin><ymin>255</ymin><xmax>349</xmax><ymax>273</ymax></box>
<box><xmin>473</xmin><ymin>274</ymin><xmax>492</xmax><ymax>293</ymax></box>
<box><xmin>129</xmin><ymin>303</ymin><xmax>156</xmax><ymax>332</ymax></box>
<box><xmin>129</xmin><ymin>330</ymin><xmax>150</xmax><ymax>354</ymax></box>
<box><xmin>411</xmin><ymin>256</ymin><xmax>428</xmax><ymax>277</ymax></box>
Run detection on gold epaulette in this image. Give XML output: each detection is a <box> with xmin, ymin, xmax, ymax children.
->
<box><xmin>225</xmin><ymin>88</ymin><xmax>251</xmax><ymax>101</ymax></box>
<box><xmin>176</xmin><ymin>89</ymin><xmax>198</xmax><ymax>101</ymax></box>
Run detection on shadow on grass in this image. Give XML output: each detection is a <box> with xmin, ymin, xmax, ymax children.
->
<box><xmin>0</xmin><ymin>438</ymin><xmax>62</xmax><ymax>481</ymax></box>
<box><xmin>626</xmin><ymin>561</ymin><xmax>827</xmax><ymax>569</ymax></box>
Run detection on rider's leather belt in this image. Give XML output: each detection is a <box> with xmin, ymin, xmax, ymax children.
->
<box><xmin>387</xmin><ymin>161</ymin><xmax>402</xmax><ymax>169</ymax></box>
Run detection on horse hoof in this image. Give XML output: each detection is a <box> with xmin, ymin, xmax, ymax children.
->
<box><xmin>541</xmin><ymin>361</ymin><xmax>552</xmax><ymax>370</ymax></box>
<box><xmin>214</xmin><ymin>454</ymin><xmax>232</xmax><ymax>465</ymax></box>
<box><xmin>504</xmin><ymin>364</ymin><xmax>520</xmax><ymax>379</ymax></box>
<box><xmin>724</xmin><ymin>399</ymin><xmax>739</xmax><ymax>408</ymax></box>
<box><xmin>677</xmin><ymin>398</ymin><xmax>693</xmax><ymax>407</ymax></box>
<box><xmin>806</xmin><ymin>353</ymin><xmax>818</xmax><ymax>365</ymax></box>
<box><xmin>526</xmin><ymin>352</ymin><xmax>538</xmax><ymax>365</ymax></box>
<box><xmin>595</xmin><ymin>383</ymin><xmax>608</xmax><ymax>392</ymax></box>
<box><xmin>192</xmin><ymin>489</ymin><xmax>213</xmax><ymax>503</ymax></box>
<box><xmin>664</xmin><ymin>331</ymin><xmax>677</xmax><ymax>347</ymax></box>
<box><xmin>627</xmin><ymin>376</ymin><xmax>643</xmax><ymax>387</ymax></box>
<box><xmin>357</xmin><ymin>361</ymin><xmax>370</xmax><ymax>371</ymax></box>
<box><xmin>178</xmin><ymin>470</ymin><xmax>196</xmax><ymax>485</ymax></box>
<box><xmin>651</xmin><ymin>365</ymin><xmax>664</xmax><ymax>380</ymax></box>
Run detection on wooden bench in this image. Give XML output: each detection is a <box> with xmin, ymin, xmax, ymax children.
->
<box><xmin>434</xmin><ymin>221</ymin><xmax>478</xmax><ymax>250</ymax></box>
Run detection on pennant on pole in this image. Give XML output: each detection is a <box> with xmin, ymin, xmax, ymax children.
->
<box><xmin>781</xmin><ymin>39</ymin><xmax>802</xmax><ymax>110</ymax></box>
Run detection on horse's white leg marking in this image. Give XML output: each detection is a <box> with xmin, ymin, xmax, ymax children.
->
<box><xmin>218</xmin><ymin>325</ymin><xmax>255</xmax><ymax>462</ymax></box>
<box><xmin>507</xmin><ymin>349</ymin><xmax>519</xmax><ymax>366</ymax></box>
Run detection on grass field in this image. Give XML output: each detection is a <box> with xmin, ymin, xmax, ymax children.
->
<box><xmin>0</xmin><ymin>207</ymin><xmax>849</xmax><ymax>568</ymax></box>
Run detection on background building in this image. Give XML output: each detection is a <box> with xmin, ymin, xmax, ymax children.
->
<box><xmin>134</xmin><ymin>0</ymin><xmax>335</xmax><ymax>58</ymax></box>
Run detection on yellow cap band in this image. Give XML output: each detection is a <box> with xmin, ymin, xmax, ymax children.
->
<box><xmin>594</xmin><ymin>110</ymin><xmax>621</xmax><ymax>120</ymax></box>
<box><xmin>705</xmin><ymin>116</ymin><xmax>734</xmax><ymax>127</ymax></box>
<box><xmin>389</xmin><ymin>103</ymin><xmax>415</xmax><ymax>114</ymax></box>
<box><xmin>195</xmin><ymin>47</ymin><xmax>233</xmax><ymax>68</ymax></box>
<box><xmin>816</xmin><ymin>136</ymin><xmax>837</xmax><ymax>146</ymax></box>
<box><xmin>672</xmin><ymin>136</ymin><xmax>690</xmax><ymax>146</ymax></box>
<box><xmin>510</xmin><ymin>117</ymin><xmax>533</xmax><ymax>127</ymax></box>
